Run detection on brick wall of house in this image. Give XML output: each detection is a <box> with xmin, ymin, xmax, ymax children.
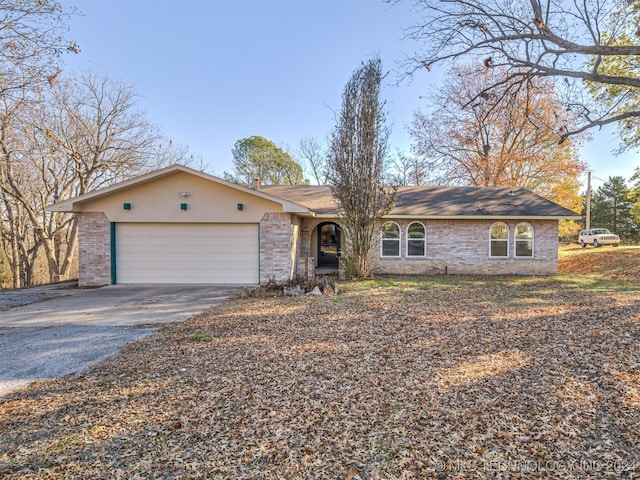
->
<box><xmin>371</xmin><ymin>219</ymin><xmax>558</xmax><ymax>275</ymax></box>
<box><xmin>260</xmin><ymin>212</ymin><xmax>299</xmax><ymax>283</ymax></box>
<box><xmin>78</xmin><ymin>212</ymin><xmax>111</xmax><ymax>286</ymax></box>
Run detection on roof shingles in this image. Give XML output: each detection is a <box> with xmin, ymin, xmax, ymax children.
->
<box><xmin>260</xmin><ymin>185</ymin><xmax>578</xmax><ymax>218</ymax></box>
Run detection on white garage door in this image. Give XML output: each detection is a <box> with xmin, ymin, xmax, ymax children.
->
<box><xmin>115</xmin><ymin>223</ymin><xmax>259</xmax><ymax>284</ymax></box>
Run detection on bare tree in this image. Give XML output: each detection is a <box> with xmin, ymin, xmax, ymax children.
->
<box><xmin>0</xmin><ymin>0</ymin><xmax>77</xmax><ymax>287</ymax></box>
<box><xmin>398</xmin><ymin>0</ymin><xmax>640</xmax><ymax>147</ymax></box>
<box><xmin>328</xmin><ymin>57</ymin><xmax>396</xmax><ymax>279</ymax></box>
<box><xmin>386</xmin><ymin>149</ymin><xmax>429</xmax><ymax>186</ymax></box>
<box><xmin>0</xmin><ymin>0</ymin><xmax>78</xmax><ymax>94</ymax></box>
<box><xmin>0</xmin><ymin>83</ymin><xmax>44</xmax><ymax>287</ymax></box>
<box><xmin>297</xmin><ymin>136</ymin><xmax>328</xmax><ymax>185</ymax></box>
<box><xmin>0</xmin><ymin>73</ymin><xmax>172</xmax><ymax>286</ymax></box>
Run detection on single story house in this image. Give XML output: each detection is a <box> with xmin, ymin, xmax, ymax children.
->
<box><xmin>49</xmin><ymin>164</ymin><xmax>580</xmax><ymax>286</ymax></box>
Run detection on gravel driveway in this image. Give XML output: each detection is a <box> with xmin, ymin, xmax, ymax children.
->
<box><xmin>0</xmin><ymin>284</ymin><xmax>239</xmax><ymax>399</ymax></box>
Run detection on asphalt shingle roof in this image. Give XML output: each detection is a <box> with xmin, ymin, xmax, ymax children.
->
<box><xmin>260</xmin><ymin>185</ymin><xmax>579</xmax><ymax>218</ymax></box>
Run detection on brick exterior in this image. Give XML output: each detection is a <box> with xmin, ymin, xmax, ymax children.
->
<box><xmin>78</xmin><ymin>212</ymin><xmax>111</xmax><ymax>286</ymax></box>
<box><xmin>297</xmin><ymin>218</ymin><xmax>333</xmax><ymax>276</ymax></box>
<box><xmin>371</xmin><ymin>219</ymin><xmax>558</xmax><ymax>275</ymax></box>
<box><xmin>259</xmin><ymin>212</ymin><xmax>300</xmax><ymax>283</ymax></box>
<box><xmin>76</xmin><ymin>213</ymin><xmax>558</xmax><ymax>287</ymax></box>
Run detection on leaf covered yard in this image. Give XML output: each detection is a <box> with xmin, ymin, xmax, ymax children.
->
<box><xmin>1</xmin><ymin>250</ymin><xmax>639</xmax><ymax>479</ymax></box>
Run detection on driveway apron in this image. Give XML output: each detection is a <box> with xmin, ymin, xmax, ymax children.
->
<box><xmin>0</xmin><ymin>285</ymin><xmax>239</xmax><ymax>399</ymax></box>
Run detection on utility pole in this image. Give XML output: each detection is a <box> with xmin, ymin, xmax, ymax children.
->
<box><xmin>586</xmin><ymin>170</ymin><xmax>591</xmax><ymax>230</ymax></box>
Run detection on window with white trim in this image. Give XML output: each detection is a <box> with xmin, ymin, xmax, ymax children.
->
<box><xmin>515</xmin><ymin>223</ymin><xmax>534</xmax><ymax>257</ymax></box>
<box><xmin>381</xmin><ymin>222</ymin><xmax>401</xmax><ymax>257</ymax></box>
<box><xmin>490</xmin><ymin>223</ymin><xmax>509</xmax><ymax>257</ymax></box>
<box><xmin>407</xmin><ymin>222</ymin><xmax>426</xmax><ymax>257</ymax></box>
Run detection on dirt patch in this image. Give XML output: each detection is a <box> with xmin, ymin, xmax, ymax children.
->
<box><xmin>1</xmin><ymin>276</ymin><xmax>638</xmax><ymax>479</ymax></box>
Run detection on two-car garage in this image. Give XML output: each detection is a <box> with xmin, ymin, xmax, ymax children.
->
<box><xmin>49</xmin><ymin>165</ymin><xmax>310</xmax><ymax>287</ymax></box>
<box><xmin>114</xmin><ymin>223</ymin><xmax>260</xmax><ymax>284</ymax></box>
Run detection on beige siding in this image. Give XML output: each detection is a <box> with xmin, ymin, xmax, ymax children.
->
<box><xmin>75</xmin><ymin>171</ymin><xmax>284</xmax><ymax>223</ymax></box>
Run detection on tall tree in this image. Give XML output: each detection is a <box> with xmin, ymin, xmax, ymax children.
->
<box><xmin>327</xmin><ymin>57</ymin><xmax>396</xmax><ymax>278</ymax></box>
<box><xmin>0</xmin><ymin>0</ymin><xmax>77</xmax><ymax>287</ymax></box>
<box><xmin>0</xmin><ymin>73</ymin><xmax>172</xmax><ymax>287</ymax></box>
<box><xmin>409</xmin><ymin>64</ymin><xmax>586</xmax><ymax>209</ymax></box>
<box><xmin>590</xmin><ymin>176</ymin><xmax>638</xmax><ymax>241</ymax></box>
<box><xmin>398</xmin><ymin>0</ymin><xmax>640</xmax><ymax>147</ymax></box>
<box><xmin>226</xmin><ymin>136</ymin><xmax>304</xmax><ymax>186</ymax></box>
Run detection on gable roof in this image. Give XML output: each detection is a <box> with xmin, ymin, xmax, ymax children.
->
<box><xmin>261</xmin><ymin>185</ymin><xmax>580</xmax><ymax>219</ymax></box>
<box><xmin>48</xmin><ymin>164</ymin><xmax>310</xmax><ymax>214</ymax></box>
<box><xmin>48</xmin><ymin>163</ymin><xmax>579</xmax><ymax>220</ymax></box>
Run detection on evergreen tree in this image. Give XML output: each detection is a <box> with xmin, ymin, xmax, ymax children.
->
<box><xmin>590</xmin><ymin>176</ymin><xmax>639</xmax><ymax>241</ymax></box>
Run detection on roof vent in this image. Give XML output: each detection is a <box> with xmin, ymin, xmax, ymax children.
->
<box><xmin>254</xmin><ymin>178</ymin><xmax>261</xmax><ymax>190</ymax></box>
<box><xmin>508</xmin><ymin>190</ymin><xmax>515</xmax><ymax>196</ymax></box>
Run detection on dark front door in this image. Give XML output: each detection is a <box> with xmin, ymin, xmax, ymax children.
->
<box><xmin>318</xmin><ymin>222</ymin><xmax>341</xmax><ymax>268</ymax></box>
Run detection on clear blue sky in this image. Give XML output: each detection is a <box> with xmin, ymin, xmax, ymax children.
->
<box><xmin>60</xmin><ymin>0</ymin><xmax>637</xmax><ymax>190</ymax></box>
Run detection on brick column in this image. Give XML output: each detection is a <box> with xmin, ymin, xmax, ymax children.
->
<box><xmin>259</xmin><ymin>213</ymin><xmax>295</xmax><ymax>283</ymax></box>
<box><xmin>78</xmin><ymin>212</ymin><xmax>111</xmax><ymax>286</ymax></box>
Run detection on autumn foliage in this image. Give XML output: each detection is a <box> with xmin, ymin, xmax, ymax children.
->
<box><xmin>410</xmin><ymin>64</ymin><xmax>586</xmax><ymax>210</ymax></box>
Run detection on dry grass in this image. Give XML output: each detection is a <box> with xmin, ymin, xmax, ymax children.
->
<box><xmin>1</xmin><ymin>250</ymin><xmax>639</xmax><ymax>479</ymax></box>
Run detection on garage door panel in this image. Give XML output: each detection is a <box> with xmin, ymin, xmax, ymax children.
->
<box><xmin>116</xmin><ymin>223</ymin><xmax>258</xmax><ymax>284</ymax></box>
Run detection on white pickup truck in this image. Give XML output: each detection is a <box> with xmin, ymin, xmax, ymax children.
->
<box><xmin>578</xmin><ymin>228</ymin><xmax>620</xmax><ymax>248</ymax></box>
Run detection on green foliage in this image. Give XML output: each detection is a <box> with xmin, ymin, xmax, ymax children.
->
<box><xmin>589</xmin><ymin>176</ymin><xmax>639</xmax><ymax>241</ymax></box>
<box><xmin>586</xmin><ymin>1</ymin><xmax>640</xmax><ymax>149</ymax></box>
<box><xmin>189</xmin><ymin>333</ymin><xmax>212</xmax><ymax>342</ymax></box>
<box><xmin>631</xmin><ymin>167</ymin><xmax>640</xmax><ymax>223</ymax></box>
<box><xmin>225</xmin><ymin>136</ymin><xmax>304</xmax><ymax>186</ymax></box>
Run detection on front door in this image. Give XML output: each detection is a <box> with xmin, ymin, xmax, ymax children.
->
<box><xmin>317</xmin><ymin>222</ymin><xmax>341</xmax><ymax>268</ymax></box>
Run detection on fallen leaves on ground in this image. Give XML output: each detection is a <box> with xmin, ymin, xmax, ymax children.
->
<box><xmin>1</xmin><ymin>265</ymin><xmax>639</xmax><ymax>478</ymax></box>
<box><xmin>559</xmin><ymin>245</ymin><xmax>640</xmax><ymax>281</ymax></box>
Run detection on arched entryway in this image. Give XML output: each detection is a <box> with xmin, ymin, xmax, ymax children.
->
<box><xmin>316</xmin><ymin>222</ymin><xmax>342</xmax><ymax>270</ymax></box>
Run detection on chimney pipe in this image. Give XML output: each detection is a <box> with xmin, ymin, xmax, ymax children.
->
<box><xmin>254</xmin><ymin>178</ymin><xmax>261</xmax><ymax>190</ymax></box>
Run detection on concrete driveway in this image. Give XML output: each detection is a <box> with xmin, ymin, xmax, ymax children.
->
<box><xmin>0</xmin><ymin>285</ymin><xmax>239</xmax><ymax>399</ymax></box>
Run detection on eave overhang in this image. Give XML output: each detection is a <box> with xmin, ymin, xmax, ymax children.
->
<box><xmin>310</xmin><ymin>214</ymin><xmax>581</xmax><ymax>221</ymax></box>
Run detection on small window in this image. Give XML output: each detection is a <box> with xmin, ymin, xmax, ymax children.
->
<box><xmin>407</xmin><ymin>222</ymin><xmax>426</xmax><ymax>257</ymax></box>
<box><xmin>381</xmin><ymin>222</ymin><xmax>401</xmax><ymax>257</ymax></box>
<box><xmin>515</xmin><ymin>223</ymin><xmax>534</xmax><ymax>257</ymax></box>
<box><xmin>490</xmin><ymin>223</ymin><xmax>509</xmax><ymax>257</ymax></box>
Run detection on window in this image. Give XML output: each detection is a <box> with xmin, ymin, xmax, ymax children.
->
<box><xmin>490</xmin><ymin>223</ymin><xmax>509</xmax><ymax>257</ymax></box>
<box><xmin>515</xmin><ymin>223</ymin><xmax>534</xmax><ymax>257</ymax></box>
<box><xmin>407</xmin><ymin>222</ymin><xmax>426</xmax><ymax>257</ymax></box>
<box><xmin>381</xmin><ymin>222</ymin><xmax>401</xmax><ymax>257</ymax></box>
